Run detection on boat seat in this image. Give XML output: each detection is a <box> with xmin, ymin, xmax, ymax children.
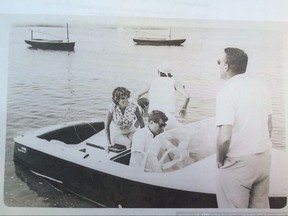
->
<box><xmin>86</xmin><ymin>130</ymin><xmax>107</xmax><ymax>150</ymax></box>
<box><xmin>109</xmin><ymin>144</ymin><xmax>127</xmax><ymax>153</ymax></box>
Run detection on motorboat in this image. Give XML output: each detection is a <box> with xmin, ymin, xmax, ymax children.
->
<box><xmin>13</xmin><ymin>118</ymin><xmax>288</xmax><ymax>208</ymax></box>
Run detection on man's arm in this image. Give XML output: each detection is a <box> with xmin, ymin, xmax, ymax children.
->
<box><xmin>129</xmin><ymin>131</ymin><xmax>145</xmax><ymax>170</ymax></box>
<box><xmin>129</xmin><ymin>151</ymin><xmax>145</xmax><ymax>169</ymax></box>
<box><xmin>137</xmin><ymin>87</ymin><xmax>150</xmax><ymax>99</ymax></box>
<box><xmin>135</xmin><ymin>106</ymin><xmax>145</xmax><ymax>128</ymax></box>
<box><xmin>216</xmin><ymin>125</ymin><xmax>232</xmax><ymax>168</ymax></box>
<box><xmin>174</xmin><ymin>81</ymin><xmax>190</xmax><ymax>117</ymax></box>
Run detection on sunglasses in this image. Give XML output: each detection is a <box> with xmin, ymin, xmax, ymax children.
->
<box><xmin>158</xmin><ymin>122</ymin><xmax>167</xmax><ymax>128</ymax></box>
<box><xmin>120</xmin><ymin>96</ymin><xmax>128</xmax><ymax>100</ymax></box>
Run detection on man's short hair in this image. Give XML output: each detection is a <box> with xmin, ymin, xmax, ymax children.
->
<box><xmin>148</xmin><ymin>110</ymin><xmax>168</xmax><ymax>123</ymax></box>
<box><xmin>224</xmin><ymin>47</ymin><xmax>248</xmax><ymax>74</ymax></box>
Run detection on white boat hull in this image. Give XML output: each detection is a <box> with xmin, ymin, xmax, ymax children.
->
<box><xmin>13</xmin><ymin>118</ymin><xmax>288</xmax><ymax>208</ymax></box>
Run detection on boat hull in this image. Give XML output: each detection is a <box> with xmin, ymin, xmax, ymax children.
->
<box><xmin>14</xmin><ymin>141</ymin><xmax>287</xmax><ymax>208</ymax></box>
<box><xmin>133</xmin><ymin>38</ymin><xmax>185</xmax><ymax>46</ymax></box>
<box><xmin>14</xmin><ymin>142</ymin><xmax>218</xmax><ymax>208</ymax></box>
<box><xmin>25</xmin><ymin>40</ymin><xmax>75</xmax><ymax>51</ymax></box>
<box><xmin>13</xmin><ymin>119</ymin><xmax>287</xmax><ymax>208</ymax></box>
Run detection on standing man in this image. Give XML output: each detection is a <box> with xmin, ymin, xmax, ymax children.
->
<box><xmin>137</xmin><ymin>62</ymin><xmax>190</xmax><ymax>130</ymax></box>
<box><xmin>215</xmin><ymin>48</ymin><xmax>273</xmax><ymax>208</ymax></box>
<box><xmin>129</xmin><ymin>110</ymin><xmax>168</xmax><ymax>172</ymax></box>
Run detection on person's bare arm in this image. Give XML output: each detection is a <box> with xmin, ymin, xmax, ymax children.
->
<box><xmin>175</xmin><ymin>81</ymin><xmax>190</xmax><ymax>117</ymax></box>
<box><xmin>135</xmin><ymin>107</ymin><xmax>145</xmax><ymax>128</ymax></box>
<box><xmin>105</xmin><ymin>111</ymin><xmax>113</xmax><ymax>146</ymax></box>
<box><xmin>216</xmin><ymin>125</ymin><xmax>232</xmax><ymax>168</ymax></box>
<box><xmin>137</xmin><ymin>87</ymin><xmax>150</xmax><ymax>99</ymax></box>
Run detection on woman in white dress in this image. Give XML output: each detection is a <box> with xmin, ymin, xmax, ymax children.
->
<box><xmin>106</xmin><ymin>87</ymin><xmax>145</xmax><ymax>148</ymax></box>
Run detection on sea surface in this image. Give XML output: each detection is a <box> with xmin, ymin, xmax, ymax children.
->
<box><xmin>4</xmin><ymin>21</ymin><xmax>287</xmax><ymax>208</ymax></box>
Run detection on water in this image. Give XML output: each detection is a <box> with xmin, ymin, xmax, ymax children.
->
<box><xmin>4</xmin><ymin>21</ymin><xmax>286</xmax><ymax>208</ymax></box>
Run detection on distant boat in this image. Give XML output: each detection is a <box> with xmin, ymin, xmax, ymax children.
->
<box><xmin>133</xmin><ymin>27</ymin><xmax>186</xmax><ymax>46</ymax></box>
<box><xmin>25</xmin><ymin>24</ymin><xmax>75</xmax><ymax>51</ymax></box>
<box><xmin>133</xmin><ymin>38</ymin><xmax>186</xmax><ymax>46</ymax></box>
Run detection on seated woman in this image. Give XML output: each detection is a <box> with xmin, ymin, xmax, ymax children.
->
<box><xmin>106</xmin><ymin>87</ymin><xmax>145</xmax><ymax>149</ymax></box>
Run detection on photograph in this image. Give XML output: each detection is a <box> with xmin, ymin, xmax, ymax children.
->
<box><xmin>1</xmin><ymin>1</ymin><xmax>288</xmax><ymax>215</ymax></box>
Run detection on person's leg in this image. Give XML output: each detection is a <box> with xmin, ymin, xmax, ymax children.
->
<box><xmin>249</xmin><ymin>176</ymin><xmax>270</xmax><ymax>208</ymax></box>
<box><xmin>216</xmin><ymin>158</ymin><xmax>251</xmax><ymax>208</ymax></box>
<box><xmin>113</xmin><ymin>134</ymin><xmax>132</xmax><ymax>148</ymax></box>
<box><xmin>249</xmin><ymin>151</ymin><xmax>271</xmax><ymax>208</ymax></box>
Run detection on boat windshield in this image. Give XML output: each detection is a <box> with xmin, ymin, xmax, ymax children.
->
<box><xmin>117</xmin><ymin>118</ymin><xmax>217</xmax><ymax>173</ymax></box>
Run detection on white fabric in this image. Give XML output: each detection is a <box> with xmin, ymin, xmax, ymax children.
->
<box><xmin>108</xmin><ymin>100</ymin><xmax>138</xmax><ymax>134</ymax></box>
<box><xmin>216</xmin><ymin>150</ymin><xmax>271</xmax><ymax>208</ymax></box>
<box><xmin>148</xmin><ymin>77</ymin><xmax>176</xmax><ymax>113</ymax></box>
<box><xmin>129</xmin><ymin>126</ymin><xmax>154</xmax><ymax>169</ymax></box>
<box><xmin>216</xmin><ymin>74</ymin><xmax>272</xmax><ymax>157</ymax></box>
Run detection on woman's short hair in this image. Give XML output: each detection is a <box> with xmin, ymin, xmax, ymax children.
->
<box><xmin>112</xmin><ymin>87</ymin><xmax>130</xmax><ymax>104</ymax></box>
<box><xmin>224</xmin><ymin>47</ymin><xmax>248</xmax><ymax>74</ymax></box>
<box><xmin>148</xmin><ymin>110</ymin><xmax>168</xmax><ymax>123</ymax></box>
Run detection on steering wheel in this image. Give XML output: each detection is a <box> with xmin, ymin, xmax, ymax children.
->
<box><xmin>159</xmin><ymin>147</ymin><xmax>183</xmax><ymax>170</ymax></box>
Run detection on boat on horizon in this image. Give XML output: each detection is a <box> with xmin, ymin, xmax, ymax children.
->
<box><xmin>24</xmin><ymin>23</ymin><xmax>75</xmax><ymax>51</ymax></box>
<box><xmin>13</xmin><ymin>118</ymin><xmax>288</xmax><ymax>208</ymax></box>
<box><xmin>133</xmin><ymin>27</ymin><xmax>186</xmax><ymax>46</ymax></box>
<box><xmin>133</xmin><ymin>38</ymin><xmax>186</xmax><ymax>46</ymax></box>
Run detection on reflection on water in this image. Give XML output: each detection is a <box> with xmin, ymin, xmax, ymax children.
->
<box><xmin>5</xmin><ymin>21</ymin><xmax>286</xmax><ymax>207</ymax></box>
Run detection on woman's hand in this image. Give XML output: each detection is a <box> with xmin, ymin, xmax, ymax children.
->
<box><xmin>179</xmin><ymin>108</ymin><xmax>187</xmax><ymax>117</ymax></box>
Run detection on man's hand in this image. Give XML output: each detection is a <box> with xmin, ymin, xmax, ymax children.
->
<box><xmin>216</xmin><ymin>125</ymin><xmax>232</xmax><ymax>168</ymax></box>
<box><xmin>217</xmin><ymin>160</ymin><xmax>224</xmax><ymax>168</ymax></box>
<box><xmin>179</xmin><ymin>108</ymin><xmax>187</xmax><ymax>117</ymax></box>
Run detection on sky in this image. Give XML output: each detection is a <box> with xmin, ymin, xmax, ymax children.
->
<box><xmin>0</xmin><ymin>0</ymin><xmax>288</xmax><ymax>22</ymax></box>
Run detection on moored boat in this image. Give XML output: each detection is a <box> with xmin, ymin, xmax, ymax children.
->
<box><xmin>133</xmin><ymin>27</ymin><xmax>186</xmax><ymax>46</ymax></box>
<box><xmin>24</xmin><ymin>39</ymin><xmax>75</xmax><ymax>51</ymax></box>
<box><xmin>133</xmin><ymin>38</ymin><xmax>186</xmax><ymax>46</ymax></box>
<box><xmin>13</xmin><ymin>118</ymin><xmax>288</xmax><ymax>208</ymax></box>
<box><xmin>24</xmin><ymin>23</ymin><xmax>75</xmax><ymax>51</ymax></box>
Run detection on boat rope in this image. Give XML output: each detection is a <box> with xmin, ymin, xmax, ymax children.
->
<box><xmin>86</xmin><ymin>122</ymin><xmax>101</xmax><ymax>133</ymax></box>
<box><xmin>29</xmin><ymin>29</ymin><xmax>66</xmax><ymax>39</ymax></box>
<box><xmin>72</xmin><ymin>122</ymin><xmax>101</xmax><ymax>142</ymax></box>
<box><xmin>73</xmin><ymin>124</ymin><xmax>83</xmax><ymax>142</ymax></box>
